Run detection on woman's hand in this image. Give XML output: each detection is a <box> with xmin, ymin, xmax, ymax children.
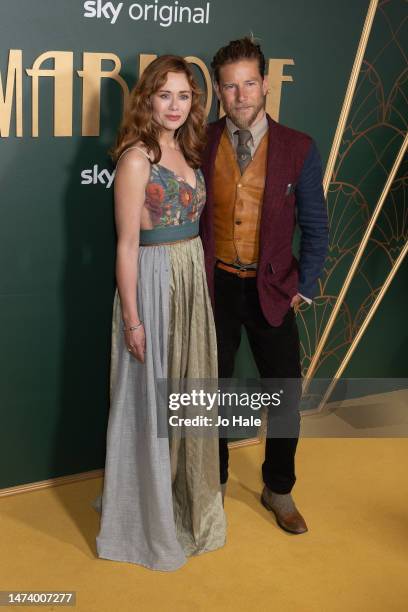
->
<box><xmin>124</xmin><ymin>325</ymin><xmax>146</xmax><ymax>363</ymax></box>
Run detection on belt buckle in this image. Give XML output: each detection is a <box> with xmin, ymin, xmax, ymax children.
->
<box><xmin>233</xmin><ymin>259</ymin><xmax>249</xmax><ymax>272</ymax></box>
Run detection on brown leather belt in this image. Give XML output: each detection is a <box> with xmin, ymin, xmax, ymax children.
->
<box><xmin>216</xmin><ymin>261</ymin><xmax>257</xmax><ymax>278</ymax></box>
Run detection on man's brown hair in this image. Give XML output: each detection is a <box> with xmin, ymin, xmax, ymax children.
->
<box><xmin>211</xmin><ymin>36</ymin><xmax>266</xmax><ymax>84</ymax></box>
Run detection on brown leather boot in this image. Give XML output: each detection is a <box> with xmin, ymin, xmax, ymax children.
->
<box><xmin>261</xmin><ymin>486</ymin><xmax>308</xmax><ymax>534</ymax></box>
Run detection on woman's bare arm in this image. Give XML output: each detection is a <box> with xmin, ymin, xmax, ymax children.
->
<box><xmin>113</xmin><ymin>149</ymin><xmax>151</xmax><ymax>361</ymax></box>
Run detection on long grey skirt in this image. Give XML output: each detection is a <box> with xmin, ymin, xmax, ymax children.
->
<box><xmin>93</xmin><ymin>237</ymin><xmax>226</xmax><ymax>571</ymax></box>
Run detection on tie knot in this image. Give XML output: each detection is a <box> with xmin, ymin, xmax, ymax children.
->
<box><xmin>236</xmin><ymin>129</ymin><xmax>252</xmax><ymax>146</ymax></box>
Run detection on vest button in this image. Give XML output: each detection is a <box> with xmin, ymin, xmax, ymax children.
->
<box><xmin>237</xmin><ymin>183</ymin><xmax>242</xmax><ymax>188</ymax></box>
<box><xmin>235</xmin><ymin>220</ymin><xmax>242</xmax><ymax>225</ymax></box>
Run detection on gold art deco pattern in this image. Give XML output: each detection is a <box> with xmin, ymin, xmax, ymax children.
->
<box><xmin>298</xmin><ymin>0</ymin><xmax>407</xmax><ymax>391</ymax></box>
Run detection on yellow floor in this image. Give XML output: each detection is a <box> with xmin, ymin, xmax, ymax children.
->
<box><xmin>1</xmin><ymin>439</ymin><xmax>408</xmax><ymax>611</ymax></box>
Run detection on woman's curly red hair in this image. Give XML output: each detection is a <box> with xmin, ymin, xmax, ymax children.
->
<box><xmin>110</xmin><ymin>55</ymin><xmax>207</xmax><ymax>168</ymax></box>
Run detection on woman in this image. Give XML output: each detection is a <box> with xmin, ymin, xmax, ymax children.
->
<box><xmin>93</xmin><ymin>55</ymin><xmax>226</xmax><ymax>571</ymax></box>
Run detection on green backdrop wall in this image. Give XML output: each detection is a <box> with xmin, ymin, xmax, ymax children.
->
<box><xmin>1</xmin><ymin>0</ymin><xmax>406</xmax><ymax>489</ymax></box>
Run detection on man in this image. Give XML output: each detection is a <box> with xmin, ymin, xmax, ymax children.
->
<box><xmin>199</xmin><ymin>37</ymin><xmax>329</xmax><ymax>534</ymax></box>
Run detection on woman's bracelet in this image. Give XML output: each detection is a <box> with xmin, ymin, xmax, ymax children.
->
<box><xmin>123</xmin><ymin>321</ymin><xmax>144</xmax><ymax>332</ymax></box>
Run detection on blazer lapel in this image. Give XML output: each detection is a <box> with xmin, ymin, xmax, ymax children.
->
<box><xmin>205</xmin><ymin>117</ymin><xmax>226</xmax><ymax>212</ymax></box>
<box><xmin>259</xmin><ymin>115</ymin><xmax>287</xmax><ymax>251</ymax></box>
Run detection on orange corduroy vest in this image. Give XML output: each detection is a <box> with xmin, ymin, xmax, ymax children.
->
<box><xmin>213</xmin><ymin>128</ymin><xmax>268</xmax><ymax>265</ymax></box>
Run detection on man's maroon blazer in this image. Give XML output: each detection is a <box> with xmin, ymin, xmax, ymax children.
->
<box><xmin>199</xmin><ymin>113</ymin><xmax>329</xmax><ymax>327</ymax></box>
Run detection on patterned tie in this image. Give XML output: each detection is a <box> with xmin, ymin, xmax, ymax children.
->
<box><xmin>235</xmin><ymin>129</ymin><xmax>252</xmax><ymax>174</ymax></box>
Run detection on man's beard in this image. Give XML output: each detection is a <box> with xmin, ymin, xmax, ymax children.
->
<box><xmin>226</xmin><ymin>97</ymin><xmax>265</xmax><ymax>129</ymax></box>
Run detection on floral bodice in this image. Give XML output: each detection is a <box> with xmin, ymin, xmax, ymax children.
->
<box><xmin>143</xmin><ymin>163</ymin><xmax>206</xmax><ymax>228</ymax></box>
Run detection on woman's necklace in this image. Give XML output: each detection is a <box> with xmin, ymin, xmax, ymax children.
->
<box><xmin>162</xmin><ymin>143</ymin><xmax>191</xmax><ymax>184</ymax></box>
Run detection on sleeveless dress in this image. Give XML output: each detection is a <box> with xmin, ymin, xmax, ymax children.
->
<box><xmin>93</xmin><ymin>146</ymin><xmax>226</xmax><ymax>571</ymax></box>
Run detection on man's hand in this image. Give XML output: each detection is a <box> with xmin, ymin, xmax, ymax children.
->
<box><xmin>290</xmin><ymin>294</ymin><xmax>303</xmax><ymax>312</ymax></box>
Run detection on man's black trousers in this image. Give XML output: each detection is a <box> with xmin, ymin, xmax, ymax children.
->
<box><xmin>214</xmin><ymin>267</ymin><xmax>302</xmax><ymax>495</ymax></box>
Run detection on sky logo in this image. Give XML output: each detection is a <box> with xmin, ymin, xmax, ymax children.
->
<box><xmin>83</xmin><ymin>0</ymin><xmax>211</xmax><ymax>27</ymax></box>
<box><xmin>81</xmin><ymin>165</ymin><xmax>115</xmax><ymax>188</ymax></box>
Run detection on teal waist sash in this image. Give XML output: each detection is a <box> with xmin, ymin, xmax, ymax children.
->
<box><xmin>139</xmin><ymin>220</ymin><xmax>199</xmax><ymax>245</ymax></box>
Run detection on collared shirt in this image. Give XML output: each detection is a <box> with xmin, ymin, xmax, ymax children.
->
<box><xmin>224</xmin><ymin>112</ymin><xmax>312</xmax><ymax>306</ymax></box>
<box><xmin>226</xmin><ymin>113</ymin><xmax>269</xmax><ymax>158</ymax></box>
